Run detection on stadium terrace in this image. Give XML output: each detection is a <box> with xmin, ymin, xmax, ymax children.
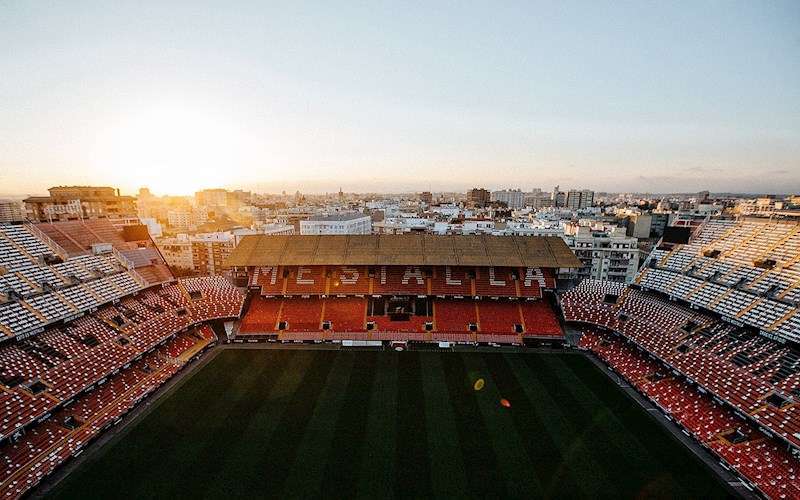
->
<box><xmin>224</xmin><ymin>234</ymin><xmax>576</xmax><ymax>345</ymax></box>
<box><xmin>0</xmin><ymin>220</ymin><xmax>243</xmax><ymax>497</ymax></box>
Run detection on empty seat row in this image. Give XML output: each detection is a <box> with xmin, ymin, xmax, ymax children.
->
<box><xmin>580</xmin><ymin>328</ymin><xmax>800</xmax><ymax>500</ymax></box>
<box><xmin>562</xmin><ymin>278</ymin><xmax>800</xmax><ymax>450</ymax></box>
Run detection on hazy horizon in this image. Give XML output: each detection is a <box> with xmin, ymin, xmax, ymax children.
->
<box><xmin>2</xmin><ymin>1</ymin><xmax>798</xmax><ymax>196</ymax></box>
<box><xmin>1</xmin><ymin>184</ymin><xmax>795</xmax><ymax>201</ymax></box>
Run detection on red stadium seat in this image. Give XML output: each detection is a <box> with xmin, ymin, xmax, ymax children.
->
<box><xmin>284</xmin><ymin>266</ymin><xmax>327</xmax><ymax>295</ymax></box>
<box><xmin>520</xmin><ymin>300</ymin><xmax>562</xmax><ymax>337</ymax></box>
<box><xmin>476</xmin><ymin>301</ymin><xmax>521</xmax><ymax>335</ymax></box>
<box><xmin>473</xmin><ymin>267</ymin><xmax>518</xmax><ymax>297</ymax></box>
<box><xmin>562</xmin><ymin>279</ymin><xmax>800</xmax><ymax>453</ymax></box>
<box><xmin>368</xmin><ymin>312</ymin><xmax>430</xmax><ymax>334</ymax></box>
<box><xmin>253</xmin><ymin>266</ymin><xmax>286</xmax><ymax>295</ymax></box>
<box><xmin>279</xmin><ymin>298</ymin><xmax>324</xmax><ymax>331</ymax></box>
<box><xmin>435</xmin><ymin>300</ymin><xmax>478</xmax><ymax>332</ymax></box>
<box><xmin>429</xmin><ymin>266</ymin><xmax>473</xmax><ymax>297</ymax></box>
<box><xmin>240</xmin><ymin>296</ymin><xmax>283</xmax><ymax>333</ymax></box>
<box><xmin>372</xmin><ymin>266</ymin><xmax>427</xmax><ymax>295</ymax></box>
<box><xmin>580</xmin><ymin>328</ymin><xmax>800</xmax><ymax>500</ymax></box>
<box><xmin>324</xmin><ymin>297</ymin><xmax>367</xmax><ymax>332</ymax></box>
<box><xmin>518</xmin><ymin>267</ymin><xmax>546</xmax><ymax>298</ymax></box>
<box><xmin>327</xmin><ymin>266</ymin><xmax>371</xmax><ymax>295</ymax></box>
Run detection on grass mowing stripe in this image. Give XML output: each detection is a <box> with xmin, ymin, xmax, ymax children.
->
<box><xmin>202</xmin><ymin>350</ymin><xmax>320</xmax><ymax>498</ymax></box>
<box><xmin>555</xmin><ymin>355</ymin><xmax>728</xmax><ymax>499</ymax></box>
<box><xmin>149</xmin><ymin>350</ymin><xmax>246</xmax><ymax>433</ymax></box>
<box><xmin>321</xmin><ymin>352</ymin><xmax>378</xmax><ymax>498</ymax></box>
<box><xmin>532</xmin><ymin>355</ymin><xmax>725</xmax><ymax>499</ymax></box>
<box><xmin>53</xmin><ymin>350</ymin><xmax>288</xmax><ymax>499</ymax></box>
<box><xmin>439</xmin><ymin>352</ymin><xmax>508</xmax><ymax>499</ymax></box>
<box><xmin>49</xmin><ymin>350</ymin><xmax>732</xmax><ymax>500</ymax></box>
<box><xmin>282</xmin><ymin>352</ymin><xmax>355</xmax><ymax>498</ymax></box>
<box><xmin>355</xmin><ymin>351</ymin><xmax>398</xmax><ymax>499</ymax></box>
<box><xmin>99</xmin><ymin>351</ymin><xmax>245</xmax><ymax>482</ymax></box>
<box><xmin>481</xmin><ymin>352</ymin><xmax>580</xmax><ymax>497</ymax></box>
<box><xmin>188</xmin><ymin>353</ymin><xmax>297</xmax><ymax>496</ymax></box>
<box><xmin>419</xmin><ymin>352</ymin><xmax>469</xmax><ymax>499</ymax></box>
<box><xmin>395</xmin><ymin>352</ymin><xmax>433</xmax><ymax>499</ymax></box>
<box><xmin>544</xmin><ymin>355</ymin><xmax>670</xmax><ymax>477</ymax></box>
<box><xmin>506</xmin><ymin>353</ymin><xmax>610</xmax><ymax>498</ymax></box>
<box><xmin>256</xmin><ymin>350</ymin><xmax>339</xmax><ymax>498</ymax></box>
<box><xmin>543</xmin><ymin>355</ymin><xmax>698</xmax><ymax>498</ymax></box>
<box><xmin>460</xmin><ymin>353</ymin><xmax>538</xmax><ymax>498</ymax></box>
<box><xmin>532</xmin><ymin>355</ymin><xmax>639</xmax><ymax>496</ymax></box>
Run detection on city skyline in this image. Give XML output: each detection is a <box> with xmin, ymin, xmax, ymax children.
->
<box><xmin>2</xmin><ymin>1</ymin><xmax>799</xmax><ymax>196</ymax></box>
<box><xmin>2</xmin><ymin>182</ymin><xmax>788</xmax><ymax>200</ymax></box>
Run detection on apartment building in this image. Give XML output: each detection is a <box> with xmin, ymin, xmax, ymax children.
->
<box><xmin>24</xmin><ymin>186</ymin><xmax>137</xmax><ymax>222</ymax></box>
<box><xmin>563</xmin><ymin>225</ymin><xmax>640</xmax><ymax>283</ymax></box>
<box><xmin>0</xmin><ymin>199</ymin><xmax>25</xmax><ymax>223</ymax></box>
<box><xmin>300</xmin><ymin>213</ymin><xmax>372</xmax><ymax>235</ymax></box>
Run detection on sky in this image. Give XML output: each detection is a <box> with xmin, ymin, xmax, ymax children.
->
<box><xmin>1</xmin><ymin>1</ymin><xmax>798</xmax><ymax>197</ymax></box>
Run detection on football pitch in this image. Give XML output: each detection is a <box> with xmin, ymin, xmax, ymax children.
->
<box><xmin>51</xmin><ymin>349</ymin><xmax>729</xmax><ymax>499</ymax></box>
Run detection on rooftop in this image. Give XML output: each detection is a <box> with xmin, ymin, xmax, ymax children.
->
<box><xmin>305</xmin><ymin>213</ymin><xmax>370</xmax><ymax>222</ymax></box>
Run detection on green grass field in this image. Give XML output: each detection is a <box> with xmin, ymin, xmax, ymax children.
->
<box><xmin>51</xmin><ymin>349</ymin><xmax>729</xmax><ymax>499</ymax></box>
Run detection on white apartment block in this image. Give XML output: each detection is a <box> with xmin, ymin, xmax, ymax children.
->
<box><xmin>139</xmin><ymin>217</ymin><xmax>163</xmax><ymax>238</ymax></box>
<box><xmin>190</xmin><ymin>232</ymin><xmax>235</xmax><ymax>275</ymax></box>
<box><xmin>565</xmin><ymin>190</ymin><xmax>594</xmax><ymax>210</ymax></box>
<box><xmin>736</xmin><ymin>198</ymin><xmax>780</xmax><ymax>216</ymax></box>
<box><xmin>491</xmin><ymin>189</ymin><xmax>524</xmax><ymax>209</ymax></box>
<box><xmin>300</xmin><ymin>213</ymin><xmax>372</xmax><ymax>235</ymax></box>
<box><xmin>563</xmin><ymin>226</ymin><xmax>640</xmax><ymax>283</ymax></box>
<box><xmin>460</xmin><ymin>220</ymin><xmax>496</xmax><ymax>234</ymax></box>
<box><xmin>524</xmin><ymin>191</ymin><xmax>552</xmax><ymax>209</ymax></box>
<box><xmin>493</xmin><ymin>222</ymin><xmax>563</xmax><ymax>237</ymax></box>
<box><xmin>167</xmin><ymin>210</ymin><xmax>193</xmax><ymax>229</ymax></box>
<box><xmin>374</xmin><ymin>217</ymin><xmax>434</xmax><ymax>234</ymax></box>
<box><xmin>158</xmin><ymin>231</ymin><xmax>251</xmax><ymax>275</ymax></box>
<box><xmin>156</xmin><ymin>236</ymin><xmax>193</xmax><ymax>271</ymax></box>
<box><xmin>0</xmin><ymin>199</ymin><xmax>25</xmax><ymax>223</ymax></box>
<box><xmin>257</xmin><ymin>223</ymin><xmax>295</xmax><ymax>235</ymax></box>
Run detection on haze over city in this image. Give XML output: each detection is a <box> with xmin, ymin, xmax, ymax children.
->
<box><xmin>1</xmin><ymin>1</ymin><xmax>799</xmax><ymax>196</ymax></box>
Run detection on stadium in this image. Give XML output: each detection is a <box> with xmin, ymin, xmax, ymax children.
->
<box><xmin>0</xmin><ymin>218</ymin><xmax>799</xmax><ymax>499</ymax></box>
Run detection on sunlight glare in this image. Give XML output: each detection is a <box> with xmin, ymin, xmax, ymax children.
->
<box><xmin>92</xmin><ymin>105</ymin><xmax>258</xmax><ymax>195</ymax></box>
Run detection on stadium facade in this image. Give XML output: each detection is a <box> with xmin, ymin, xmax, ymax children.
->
<box><xmin>227</xmin><ymin>234</ymin><xmax>579</xmax><ymax>345</ymax></box>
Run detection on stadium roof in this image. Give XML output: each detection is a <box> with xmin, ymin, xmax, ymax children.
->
<box><xmin>224</xmin><ymin>234</ymin><xmax>582</xmax><ymax>268</ymax></box>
